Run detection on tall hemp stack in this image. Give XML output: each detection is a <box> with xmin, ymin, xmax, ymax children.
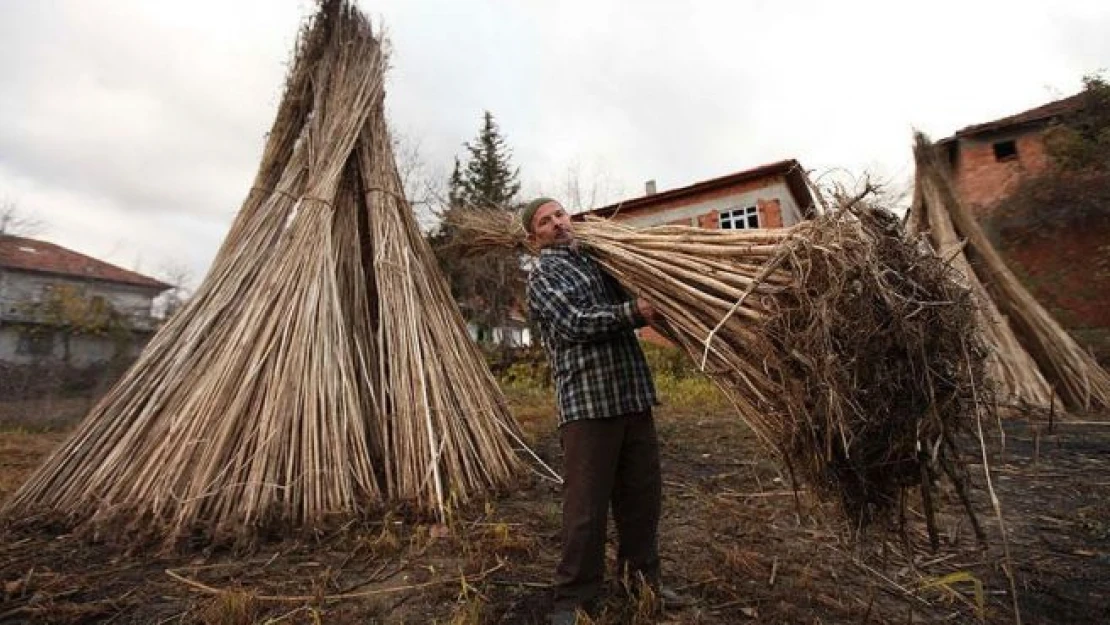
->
<box><xmin>908</xmin><ymin>132</ymin><xmax>1110</xmax><ymax>412</ymax></box>
<box><xmin>451</xmin><ymin>202</ymin><xmax>989</xmax><ymax>542</ymax></box>
<box><xmin>2</xmin><ymin>1</ymin><xmax>535</xmax><ymax>546</ymax></box>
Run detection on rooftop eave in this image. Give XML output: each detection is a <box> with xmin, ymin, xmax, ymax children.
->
<box><xmin>589</xmin><ymin>158</ymin><xmax>815</xmax><ymax>219</ymax></box>
<box><xmin>0</xmin><ymin>265</ymin><xmax>171</xmax><ymax>293</ymax></box>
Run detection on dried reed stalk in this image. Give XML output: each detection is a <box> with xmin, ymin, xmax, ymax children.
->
<box><xmin>449</xmin><ymin>205</ymin><xmax>987</xmax><ymax>531</ymax></box>
<box><xmin>2</xmin><ymin>0</ymin><xmax>537</xmax><ymax>546</ymax></box>
<box><xmin>908</xmin><ymin>132</ymin><xmax>1110</xmax><ymax>412</ymax></box>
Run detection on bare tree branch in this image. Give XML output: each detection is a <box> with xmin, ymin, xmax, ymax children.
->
<box><xmin>554</xmin><ymin>159</ymin><xmax>625</xmax><ymax>214</ymax></box>
<box><xmin>392</xmin><ymin>131</ymin><xmax>447</xmax><ymax>231</ymax></box>
<box><xmin>0</xmin><ymin>199</ymin><xmax>46</xmax><ymax>237</ymax></box>
<box><xmin>810</xmin><ymin>169</ymin><xmax>911</xmax><ymax>217</ymax></box>
<box><xmin>153</xmin><ymin>260</ymin><xmax>194</xmax><ymax>319</ymax></box>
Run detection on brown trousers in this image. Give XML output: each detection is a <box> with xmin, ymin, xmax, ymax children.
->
<box><xmin>554</xmin><ymin>410</ymin><xmax>662</xmax><ymax>610</ymax></box>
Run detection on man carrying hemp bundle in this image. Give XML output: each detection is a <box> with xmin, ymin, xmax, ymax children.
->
<box><xmin>521</xmin><ymin>197</ymin><xmax>690</xmax><ymax>624</ymax></box>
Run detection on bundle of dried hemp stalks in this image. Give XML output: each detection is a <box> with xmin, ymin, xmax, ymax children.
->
<box><xmin>451</xmin><ymin>201</ymin><xmax>988</xmax><ymax>538</ymax></box>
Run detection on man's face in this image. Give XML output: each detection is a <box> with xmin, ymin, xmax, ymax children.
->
<box><xmin>528</xmin><ymin>201</ymin><xmax>574</xmax><ymax>249</ymax></box>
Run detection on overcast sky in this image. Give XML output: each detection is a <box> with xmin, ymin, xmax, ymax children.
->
<box><xmin>1</xmin><ymin>0</ymin><xmax>1108</xmax><ymax>288</ymax></box>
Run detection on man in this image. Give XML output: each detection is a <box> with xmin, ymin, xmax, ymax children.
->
<box><xmin>522</xmin><ymin>197</ymin><xmax>687</xmax><ymax>624</ymax></box>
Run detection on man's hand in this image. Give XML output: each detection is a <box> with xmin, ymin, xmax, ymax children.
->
<box><xmin>635</xmin><ymin>298</ymin><xmax>661</xmax><ymax>328</ymax></box>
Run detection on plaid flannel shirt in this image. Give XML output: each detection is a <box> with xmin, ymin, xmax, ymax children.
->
<box><xmin>527</xmin><ymin>245</ymin><xmax>657</xmax><ymax>426</ymax></box>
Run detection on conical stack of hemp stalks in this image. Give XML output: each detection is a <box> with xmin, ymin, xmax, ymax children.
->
<box><xmin>908</xmin><ymin>132</ymin><xmax>1110</xmax><ymax>412</ymax></box>
<box><xmin>2</xmin><ymin>0</ymin><xmax>539</xmax><ymax>547</ymax></box>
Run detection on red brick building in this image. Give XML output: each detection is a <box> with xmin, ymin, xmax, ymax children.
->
<box><xmin>586</xmin><ymin>159</ymin><xmax>816</xmax><ymax>230</ymax></box>
<box><xmin>937</xmin><ymin>92</ymin><xmax>1109</xmax><ymax>360</ymax></box>
<box><xmin>938</xmin><ymin>93</ymin><xmax>1084</xmax><ymax>216</ymax></box>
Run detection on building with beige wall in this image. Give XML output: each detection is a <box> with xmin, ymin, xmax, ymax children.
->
<box><xmin>586</xmin><ymin>159</ymin><xmax>816</xmax><ymax>230</ymax></box>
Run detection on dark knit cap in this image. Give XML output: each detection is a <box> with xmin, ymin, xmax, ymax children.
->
<box><xmin>520</xmin><ymin>197</ymin><xmax>558</xmax><ymax>234</ymax></box>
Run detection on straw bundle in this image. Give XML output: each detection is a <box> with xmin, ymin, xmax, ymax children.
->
<box><xmin>2</xmin><ymin>1</ymin><xmax>535</xmax><ymax>545</ymax></box>
<box><xmin>909</xmin><ymin>133</ymin><xmax>1110</xmax><ymax>412</ymax></box>
<box><xmin>450</xmin><ymin>204</ymin><xmax>987</xmax><ymax>530</ymax></box>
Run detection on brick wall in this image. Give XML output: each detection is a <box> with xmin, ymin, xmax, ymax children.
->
<box><xmin>999</xmin><ymin>223</ymin><xmax>1110</xmax><ymax>328</ymax></box>
<box><xmin>997</xmin><ymin>220</ymin><xmax>1110</xmax><ymax>363</ymax></box>
<box><xmin>953</xmin><ymin>130</ymin><xmax>1052</xmax><ymax>216</ymax></box>
<box><xmin>952</xmin><ymin>125</ymin><xmax>1109</xmax><ymax>362</ymax></box>
<box><xmin>639</xmin><ymin>326</ymin><xmax>672</xmax><ymax>347</ymax></box>
<box><xmin>758</xmin><ymin>198</ymin><xmax>783</xmax><ymax>228</ymax></box>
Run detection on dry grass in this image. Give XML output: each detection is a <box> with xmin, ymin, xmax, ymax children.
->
<box><xmin>197</xmin><ymin>589</ymin><xmax>258</xmax><ymax>625</ymax></box>
<box><xmin>4</xmin><ymin>403</ymin><xmax>1110</xmax><ymax>623</ymax></box>
<box><xmin>0</xmin><ymin>398</ymin><xmax>92</xmax><ymax>429</ymax></box>
<box><xmin>0</xmin><ymin>426</ymin><xmax>68</xmax><ymax>502</ymax></box>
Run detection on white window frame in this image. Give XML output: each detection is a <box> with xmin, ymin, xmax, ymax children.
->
<box><xmin>718</xmin><ymin>205</ymin><xmax>760</xmax><ymax>230</ymax></box>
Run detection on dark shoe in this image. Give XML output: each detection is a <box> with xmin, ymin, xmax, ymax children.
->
<box><xmin>618</xmin><ymin>577</ymin><xmax>695</xmax><ymax>612</ymax></box>
<box><xmin>547</xmin><ymin>608</ymin><xmax>582</xmax><ymax>625</ymax></box>
<box><xmin>657</xmin><ymin>585</ymin><xmax>695</xmax><ymax>610</ymax></box>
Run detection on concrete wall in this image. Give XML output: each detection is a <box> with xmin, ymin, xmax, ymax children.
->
<box><xmin>467</xmin><ymin>321</ymin><xmax>532</xmax><ymax>348</ymax></box>
<box><xmin>0</xmin><ymin>270</ymin><xmax>9</xmax><ymax>317</ymax></box>
<box><xmin>0</xmin><ymin>325</ymin><xmax>144</xmax><ymax>366</ymax></box>
<box><xmin>0</xmin><ymin>328</ymin><xmax>22</xmax><ymax>362</ymax></box>
<box><xmin>0</xmin><ymin>269</ymin><xmax>156</xmax><ymax>321</ymax></box>
<box><xmin>491</xmin><ymin>326</ymin><xmax>531</xmax><ymax>348</ymax></box>
<box><xmin>0</xmin><ymin>269</ymin><xmax>158</xmax><ymax>366</ymax></box>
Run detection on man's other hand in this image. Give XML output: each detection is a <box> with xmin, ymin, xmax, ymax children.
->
<box><xmin>636</xmin><ymin>298</ymin><xmax>660</xmax><ymax>327</ymax></box>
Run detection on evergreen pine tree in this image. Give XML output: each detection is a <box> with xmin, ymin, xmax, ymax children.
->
<box><xmin>449</xmin><ymin>111</ymin><xmax>521</xmax><ymax>210</ymax></box>
<box><xmin>433</xmin><ymin>112</ymin><xmax>526</xmax><ymax>348</ymax></box>
<box><xmin>448</xmin><ymin>157</ymin><xmax>465</xmax><ymax>209</ymax></box>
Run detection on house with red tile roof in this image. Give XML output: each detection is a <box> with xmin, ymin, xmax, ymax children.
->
<box><xmin>0</xmin><ymin>234</ymin><xmax>170</xmax><ymax>366</ymax></box>
<box><xmin>586</xmin><ymin>159</ymin><xmax>817</xmax><ymax>230</ymax></box>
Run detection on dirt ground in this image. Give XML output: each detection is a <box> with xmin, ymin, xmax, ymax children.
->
<box><xmin>1</xmin><ymin>395</ymin><xmax>1108</xmax><ymax>624</ymax></box>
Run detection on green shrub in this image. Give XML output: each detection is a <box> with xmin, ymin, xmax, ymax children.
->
<box><xmin>494</xmin><ymin>340</ymin><xmax>728</xmax><ymax>412</ymax></box>
<box><xmin>654</xmin><ymin>372</ymin><xmax>728</xmax><ymax>411</ymax></box>
<box><xmin>640</xmin><ymin>342</ymin><xmax>702</xmax><ymax>379</ymax></box>
<box><xmin>497</xmin><ymin>346</ymin><xmax>550</xmax><ymax>391</ymax></box>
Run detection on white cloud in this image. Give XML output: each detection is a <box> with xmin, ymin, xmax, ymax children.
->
<box><xmin>0</xmin><ymin>0</ymin><xmax>1107</xmax><ymax>286</ymax></box>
